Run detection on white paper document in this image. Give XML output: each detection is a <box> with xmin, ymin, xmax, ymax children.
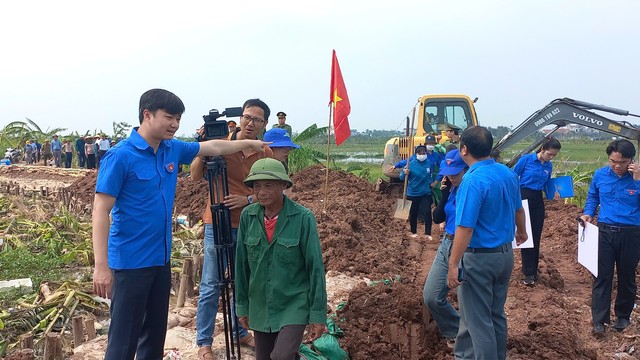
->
<box><xmin>513</xmin><ymin>199</ymin><xmax>534</xmax><ymax>249</ymax></box>
<box><xmin>577</xmin><ymin>222</ymin><xmax>599</xmax><ymax>277</ymax></box>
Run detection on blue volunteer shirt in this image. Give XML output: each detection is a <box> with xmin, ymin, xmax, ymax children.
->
<box><xmin>95</xmin><ymin>128</ymin><xmax>200</xmax><ymax>269</ymax></box>
<box><xmin>583</xmin><ymin>165</ymin><xmax>640</xmax><ymax>226</ymax></box>
<box><xmin>399</xmin><ymin>157</ymin><xmax>435</xmax><ymax>197</ymax></box>
<box><xmin>444</xmin><ymin>186</ymin><xmax>458</xmax><ymax>235</ymax></box>
<box><xmin>513</xmin><ymin>153</ymin><xmax>552</xmax><ymax>191</ymax></box>
<box><xmin>456</xmin><ymin>159</ymin><xmax>522</xmax><ymax>248</ymax></box>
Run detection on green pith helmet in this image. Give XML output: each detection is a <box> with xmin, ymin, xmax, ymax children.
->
<box><xmin>244</xmin><ymin>158</ymin><xmax>293</xmax><ymax>188</ymax></box>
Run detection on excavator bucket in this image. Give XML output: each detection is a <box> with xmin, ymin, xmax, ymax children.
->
<box><xmin>393</xmin><ymin>198</ymin><xmax>412</xmax><ymax>220</ymax></box>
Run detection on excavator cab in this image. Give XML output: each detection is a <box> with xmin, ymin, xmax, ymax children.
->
<box><xmin>382</xmin><ymin>94</ymin><xmax>478</xmax><ymax>180</ymax></box>
<box><xmin>422</xmin><ymin>96</ymin><xmax>478</xmax><ymax>141</ymax></box>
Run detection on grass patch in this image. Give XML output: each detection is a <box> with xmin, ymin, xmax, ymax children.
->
<box><xmin>0</xmin><ymin>247</ymin><xmax>64</xmax><ymax>294</ymax></box>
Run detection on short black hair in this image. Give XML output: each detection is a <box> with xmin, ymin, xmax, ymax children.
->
<box><xmin>606</xmin><ymin>139</ymin><xmax>636</xmax><ymax>159</ymax></box>
<box><xmin>445</xmin><ymin>144</ymin><xmax>458</xmax><ymax>153</ymax></box>
<box><xmin>243</xmin><ymin>98</ymin><xmax>271</xmax><ymax>121</ymax></box>
<box><xmin>460</xmin><ymin>126</ymin><xmax>493</xmax><ymax>158</ymax></box>
<box><xmin>138</xmin><ymin>89</ymin><xmax>185</xmax><ymax>124</ymax></box>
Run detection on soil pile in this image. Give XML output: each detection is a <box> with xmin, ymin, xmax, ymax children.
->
<box><xmin>287</xmin><ymin>167</ymin><xmax>639</xmax><ymax>360</ymax></box>
<box><xmin>5</xmin><ymin>164</ymin><xmax>639</xmax><ymax>359</ymax></box>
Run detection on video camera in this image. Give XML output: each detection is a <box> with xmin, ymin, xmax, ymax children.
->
<box><xmin>198</xmin><ymin>107</ymin><xmax>243</xmax><ymax>141</ymax></box>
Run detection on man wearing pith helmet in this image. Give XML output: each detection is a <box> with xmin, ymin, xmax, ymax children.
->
<box><xmin>235</xmin><ymin>158</ymin><xmax>327</xmax><ymax>360</ymax></box>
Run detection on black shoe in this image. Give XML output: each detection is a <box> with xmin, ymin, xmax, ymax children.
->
<box><xmin>592</xmin><ymin>323</ymin><xmax>605</xmax><ymax>337</ymax></box>
<box><xmin>612</xmin><ymin>317</ymin><xmax>630</xmax><ymax>331</ymax></box>
<box><xmin>523</xmin><ymin>275</ymin><xmax>535</xmax><ymax>286</ymax></box>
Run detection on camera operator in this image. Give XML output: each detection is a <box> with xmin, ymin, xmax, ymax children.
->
<box><xmin>192</xmin><ymin>98</ymin><xmax>273</xmax><ymax>359</ymax></box>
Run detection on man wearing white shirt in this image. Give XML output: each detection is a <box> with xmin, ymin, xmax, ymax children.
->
<box><xmin>97</xmin><ymin>134</ymin><xmax>111</xmax><ymax>168</ymax></box>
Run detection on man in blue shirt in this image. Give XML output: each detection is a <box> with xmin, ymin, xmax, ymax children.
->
<box><xmin>51</xmin><ymin>135</ymin><xmax>62</xmax><ymax>167</ymax></box>
<box><xmin>447</xmin><ymin>126</ymin><xmax>527</xmax><ymax>360</ymax></box>
<box><xmin>92</xmin><ymin>89</ymin><xmax>267</xmax><ymax>360</ymax></box>
<box><xmin>580</xmin><ymin>139</ymin><xmax>640</xmax><ymax>337</ymax></box>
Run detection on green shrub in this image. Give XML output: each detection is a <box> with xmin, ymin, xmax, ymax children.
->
<box><xmin>0</xmin><ymin>247</ymin><xmax>64</xmax><ymax>291</ymax></box>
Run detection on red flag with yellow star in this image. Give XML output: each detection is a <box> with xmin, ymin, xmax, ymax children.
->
<box><xmin>330</xmin><ymin>50</ymin><xmax>351</xmax><ymax>146</ymax></box>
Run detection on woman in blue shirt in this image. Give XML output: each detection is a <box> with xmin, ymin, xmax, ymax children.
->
<box><xmin>423</xmin><ymin>149</ymin><xmax>467</xmax><ymax>347</ymax></box>
<box><xmin>399</xmin><ymin>145</ymin><xmax>436</xmax><ymax>239</ymax></box>
<box><xmin>513</xmin><ymin>137</ymin><xmax>561</xmax><ymax>286</ymax></box>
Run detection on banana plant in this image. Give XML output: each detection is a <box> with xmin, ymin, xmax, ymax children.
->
<box><xmin>288</xmin><ymin>124</ymin><xmax>329</xmax><ymax>174</ymax></box>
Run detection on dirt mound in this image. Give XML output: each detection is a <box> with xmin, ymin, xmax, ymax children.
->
<box><xmin>67</xmin><ymin>171</ymin><xmax>98</xmax><ymax>209</ymax></box>
<box><xmin>8</xmin><ymin>164</ymin><xmax>639</xmax><ymax>359</ymax></box>
<box><xmin>174</xmin><ymin>176</ymin><xmax>209</xmax><ymax>224</ymax></box>
<box><xmin>287</xmin><ymin>168</ymin><xmax>639</xmax><ymax>359</ymax></box>
<box><xmin>290</xmin><ymin>166</ymin><xmax>422</xmax><ymax>279</ymax></box>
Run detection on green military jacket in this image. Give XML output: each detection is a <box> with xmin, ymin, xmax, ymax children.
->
<box><xmin>235</xmin><ymin>196</ymin><xmax>327</xmax><ymax>332</ymax></box>
<box><xmin>272</xmin><ymin>123</ymin><xmax>293</xmax><ymax>136</ymax></box>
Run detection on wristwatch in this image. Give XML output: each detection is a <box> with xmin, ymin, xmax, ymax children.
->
<box><xmin>247</xmin><ymin>195</ymin><xmax>254</xmax><ymax>204</ymax></box>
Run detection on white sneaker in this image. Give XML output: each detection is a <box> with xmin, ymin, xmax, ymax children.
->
<box><xmin>410</xmin><ymin>233</ymin><xmax>419</xmax><ymax>238</ymax></box>
<box><xmin>426</xmin><ymin>235</ymin><xmax>433</xmax><ymax>241</ymax></box>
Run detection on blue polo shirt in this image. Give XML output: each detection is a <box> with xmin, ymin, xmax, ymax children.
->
<box><xmin>444</xmin><ymin>186</ymin><xmax>458</xmax><ymax>235</ymax></box>
<box><xmin>96</xmin><ymin>128</ymin><xmax>200</xmax><ymax>269</ymax></box>
<box><xmin>583</xmin><ymin>165</ymin><xmax>640</xmax><ymax>226</ymax></box>
<box><xmin>456</xmin><ymin>159</ymin><xmax>522</xmax><ymax>248</ymax></box>
<box><xmin>513</xmin><ymin>153</ymin><xmax>552</xmax><ymax>191</ymax></box>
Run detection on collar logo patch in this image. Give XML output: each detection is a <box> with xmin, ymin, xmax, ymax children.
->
<box><xmin>165</xmin><ymin>162</ymin><xmax>175</xmax><ymax>173</ymax></box>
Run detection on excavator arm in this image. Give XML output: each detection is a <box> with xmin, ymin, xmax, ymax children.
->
<box><xmin>492</xmin><ymin>98</ymin><xmax>640</xmax><ymax>167</ymax></box>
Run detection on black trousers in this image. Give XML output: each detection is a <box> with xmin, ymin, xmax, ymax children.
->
<box><xmin>591</xmin><ymin>226</ymin><xmax>640</xmax><ymax>324</ymax></box>
<box><xmin>87</xmin><ymin>154</ymin><xmax>96</xmax><ymax>169</ymax></box>
<box><xmin>520</xmin><ymin>189</ymin><xmax>545</xmax><ymax>277</ymax></box>
<box><xmin>97</xmin><ymin>149</ymin><xmax>107</xmax><ymax>168</ymax></box>
<box><xmin>407</xmin><ymin>194</ymin><xmax>433</xmax><ymax>235</ymax></box>
<box><xmin>105</xmin><ymin>263</ymin><xmax>171</xmax><ymax>360</ymax></box>
<box><xmin>254</xmin><ymin>324</ymin><xmax>305</xmax><ymax>360</ymax></box>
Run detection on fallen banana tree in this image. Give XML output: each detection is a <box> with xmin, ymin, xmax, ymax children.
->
<box><xmin>0</xmin><ymin>281</ymin><xmax>109</xmax><ymax>356</ymax></box>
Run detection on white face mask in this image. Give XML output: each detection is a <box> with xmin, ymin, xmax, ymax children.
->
<box><xmin>416</xmin><ymin>154</ymin><xmax>427</xmax><ymax>162</ymax></box>
<box><xmin>426</xmin><ymin>145</ymin><xmax>435</xmax><ymax>151</ymax></box>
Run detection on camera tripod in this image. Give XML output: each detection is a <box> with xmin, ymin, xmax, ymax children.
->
<box><xmin>205</xmin><ymin>155</ymin><xmax>241</xmax><ymax>360</ymax></box>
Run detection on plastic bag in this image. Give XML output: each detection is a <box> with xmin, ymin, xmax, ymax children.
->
<box><xmin>298</xmin><ymin>344</ymin><xmax>327</xmax><ymax>360</ymax></box>
<box><xmin>313</xmin><ymin>333</ymin><xmax>349</xmax><ymax>360</ymax></box>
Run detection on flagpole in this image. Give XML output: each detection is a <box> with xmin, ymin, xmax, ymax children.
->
<box><xmin>323</xmin><ymin>103</ymin><xmax>333</xmax><ymax>213</ymax></box>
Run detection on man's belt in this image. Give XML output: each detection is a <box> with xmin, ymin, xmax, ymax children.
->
<box><xmin>598</xmin><ymin>223</ymin><xmax>640</xmax><ymax>233</ymax></box>
<box><xmin>465</xmin><ymin>243</ymin><xmax>511</xmax><ymax>254</ymax></box>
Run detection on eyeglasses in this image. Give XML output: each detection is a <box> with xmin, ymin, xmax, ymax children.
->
<box><xmin>241</xmin><ymin>114</ymin><xmax>266</xmax><ymax>125</ymax></box>
<box><xmin>608</xmin><ymin>158</ymin><xmax>632</xmax><ymax>167</ymax></box>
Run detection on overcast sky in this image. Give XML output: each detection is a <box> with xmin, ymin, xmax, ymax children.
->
<box><xmin>1</xmin><ymin>0</ymin><xmax>639</xmax><ymax>138</ymax></box>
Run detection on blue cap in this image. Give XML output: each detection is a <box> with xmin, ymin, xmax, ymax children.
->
<box><xmin>263</xmin><ymin>128</ymin><xmax>300</xmax><ymax>149</ymax></box>
<box><xmin>439</xmin><ymin>149</ymin><xmax>467</xmax><ymax>176</ymax></box>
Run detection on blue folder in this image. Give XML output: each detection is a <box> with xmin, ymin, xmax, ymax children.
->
<box><xmin>544</xmin><ymin>176</ymin><xmax>574</xmax><ymax>199</ymax></box>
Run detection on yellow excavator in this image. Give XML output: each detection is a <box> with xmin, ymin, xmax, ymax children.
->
<box><xmin>382</xmin><ymin>94</ymin><xmax>479</xmax><ymax>180</ymax></box>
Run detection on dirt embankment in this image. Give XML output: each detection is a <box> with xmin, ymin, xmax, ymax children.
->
<box><xmin>4</xmin><ymin>164</ymin><xmax>638</xmax><ymax>359</ymax></box>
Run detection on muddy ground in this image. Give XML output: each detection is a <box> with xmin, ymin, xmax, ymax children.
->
<box><xmin>1</xmin><ymin>164</ymin><xmax>639</xmax><ymax>359</ymax></box>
